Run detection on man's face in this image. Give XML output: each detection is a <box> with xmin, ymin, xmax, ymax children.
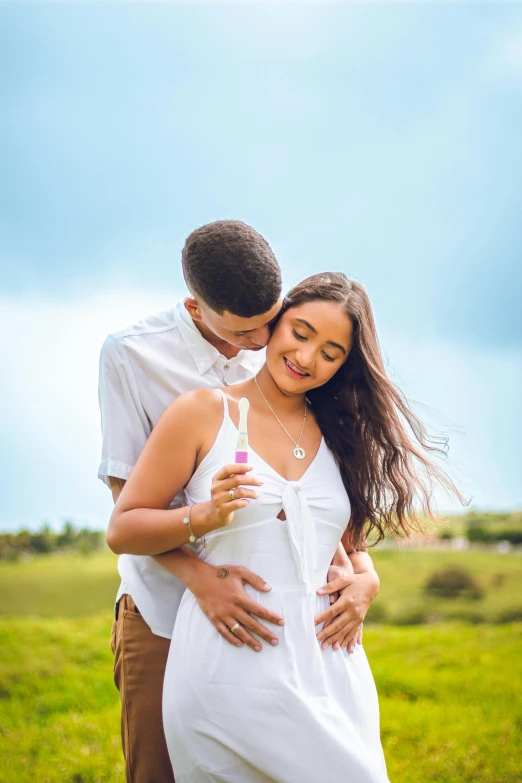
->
<box><xmin>188</xmin><ymin>297</ymin><xmax>283</xmax><ymax>350</ymax></box>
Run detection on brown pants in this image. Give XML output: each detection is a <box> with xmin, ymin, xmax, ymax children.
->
<box><xmin>111</xmin><ymin>594</ymin><xmax>175</xmax><ymax>783</ymax></box>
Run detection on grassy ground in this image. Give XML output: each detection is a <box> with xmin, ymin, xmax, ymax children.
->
<box><xmin>1</xmin><ymin>616</ymin><xmax>520</xmax><ymax>783</ymax></box>
<box><xmin>1</xmin><ymin>550</ymin><xmax>522</xmax><ymax>782</ymax></box>
<box><xmin>0</xmin><ymin>614</ymin><xmax>122</xmax><ymax>783</ymax></box>
<box><xmin>367</xmin><ymin>548</ymin><xmax>522</xmax><ymax>624</ymax></box>
<box><xmin>1</xmin><ymin>548</ymin><xmax>521</xmax><ymax>624</ymax></box>
<box><xmin>0</xmin><ymin>551</ymin><xmax>120</xmax><ymax>617</ymax></box>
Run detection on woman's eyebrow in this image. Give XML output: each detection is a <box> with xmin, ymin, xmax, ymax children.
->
<box><xmin>295</xmin><ymin>317</ymin><xmax>317</xmax><ymax>334</ymax></box>
<box><xmin>295</xmin><ymin>318</ymin><xmax>346</xmax><ymax>354</ymax></box>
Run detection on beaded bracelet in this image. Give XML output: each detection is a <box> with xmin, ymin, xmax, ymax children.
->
<box><xmin>183</xmin><ymin>504</ymin><xmax>207</xmax><ymax>548</ymax></box>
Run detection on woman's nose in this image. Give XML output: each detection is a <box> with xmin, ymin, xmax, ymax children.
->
<box><xmin>294</xmin><ymin>349</ymin><xmax>314</xmax><ymax>370</ymax></box>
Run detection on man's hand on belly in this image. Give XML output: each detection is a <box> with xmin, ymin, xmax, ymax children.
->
<box><xmin>315</xmin><ymin>570</ymin><xmax>380</xmax><ymax>653</ymax></box>
<box><xmin>187</xmin><ymin>560</ymin><xmax>285</xmax><ymax>653</ymax></box>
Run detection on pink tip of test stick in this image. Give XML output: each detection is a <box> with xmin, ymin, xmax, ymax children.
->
<box><xmin>235</xmin><ymin>398</ymin><xmax>250</xmax><ymax>464</ymax></box>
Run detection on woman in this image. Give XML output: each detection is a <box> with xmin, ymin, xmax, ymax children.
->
<box><xmin>108</xmin><ymin>272</ymin><xmax>457</xmax><ymax>782</ymax></box>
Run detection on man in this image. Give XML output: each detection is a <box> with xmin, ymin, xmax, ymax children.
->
<box><xmin>99</xmin><ymin>220</ymin><xmax>379</xmax><ymax>782</ymax></box>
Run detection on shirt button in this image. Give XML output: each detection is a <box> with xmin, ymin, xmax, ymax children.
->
<box><xmin>224</xmin><ymin>363</ymin><xmax>230</xmax><ymax>371</ymax></box>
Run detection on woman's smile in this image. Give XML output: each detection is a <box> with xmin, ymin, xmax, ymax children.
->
<box><xmin>283</xmin><ymin>357</ymin><xmax>311</xmax><ymax>378</ymax></box>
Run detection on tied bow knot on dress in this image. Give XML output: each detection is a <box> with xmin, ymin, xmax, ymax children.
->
<box><xmin>282</xmin><ymin>481</ymin><xmax>318</xmax><ymax>597</ymax></box>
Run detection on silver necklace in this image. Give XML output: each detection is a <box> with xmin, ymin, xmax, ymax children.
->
<box><xmin>254</xmin><ymin>375</ymin><xmax>307</xmax><ymax>460</ymax></box>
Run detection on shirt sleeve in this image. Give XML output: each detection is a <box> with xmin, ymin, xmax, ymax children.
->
<box><xmin>97</xmin><ymin>335</ymin><xmax>151</xmax><ymax>487</ymax></box>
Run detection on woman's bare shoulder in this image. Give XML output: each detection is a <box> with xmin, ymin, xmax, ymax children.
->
<box><xmin>177</xmin><ymin>387</ymin><xmax>224</xmax><ymax>407</ymax></box>
<box><xmin>159</xmin><ymin>388</ymin><xmax>224</xmax><ymax>431</ymax></box>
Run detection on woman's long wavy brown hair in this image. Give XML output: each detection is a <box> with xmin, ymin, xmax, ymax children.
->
<box><xmin>282</xmin><ymin>272</ymin><xmax>464</xmax><ymax>548</ymax></box>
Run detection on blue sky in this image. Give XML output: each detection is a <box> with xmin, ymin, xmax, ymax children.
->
<box><xmin>1</xmin><ymin>2</ymin><xmax>521</xmax><ymax>530</ymax></box>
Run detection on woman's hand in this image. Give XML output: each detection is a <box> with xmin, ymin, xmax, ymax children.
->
<box><xmin>315</xmin><ymin>571</ymin><xmax>380</xmax><ymax>652</ymax></box>
<box><xmin>207</xmin><ymin>463</ymin><xmax>263</xmax><ymax>531</ymax></box>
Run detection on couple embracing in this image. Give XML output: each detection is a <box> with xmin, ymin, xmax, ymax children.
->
<box><xmin>99</xmin><ymin>221</ymin><xmax>452</xmax><ymax>782</ymax></box>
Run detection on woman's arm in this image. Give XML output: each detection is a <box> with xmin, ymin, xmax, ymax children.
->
<box><xmin>106</xmin><ymin>390</ymin><xmax>260</xmax><ymax>555</ymax></box>
<box><xmin>108</xmin><ymin>460</ymin><xmax>282</xmax><ymax>653</ymax></box>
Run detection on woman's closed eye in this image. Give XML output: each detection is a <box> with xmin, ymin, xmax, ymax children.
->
<box><xmin>292</xmin><ymin>329</ymin><xmax>336</xmax><ymax>362</ymax></box>
<box><xmin>292</xmin><ymin>329</ymin><xmax>307</xmax><ymax>342</ymax></box>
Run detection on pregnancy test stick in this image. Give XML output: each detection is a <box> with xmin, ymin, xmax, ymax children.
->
<box><xmin>235</xmin><ymin>397</ymin><xmax>250</xmax><ymax>463</ymax></box>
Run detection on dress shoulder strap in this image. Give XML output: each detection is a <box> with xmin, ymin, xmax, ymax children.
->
<box><xmin>215</xmin><ymin>388</ymin><xmax>230</xmax><ymax>419</ymax></box>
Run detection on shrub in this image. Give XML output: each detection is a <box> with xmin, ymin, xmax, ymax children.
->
<box><xmin>393</xmin><ymin>606</ymin><xmax>430</xmax><ymax>625</ymax></box>
<box><xmin>446</xmin><ymin>609</ymin><xmax>486</xmax><ymax>624</ymax></box>
<box><xmin>365</xmin><ymin>603</ymin><xmax>388</xmax><ymax>624</ymax></box>
<box><xmin>497</xmin><ymin>607</ymin><xmax>522</xmax><ymax>623</ymax></box>
<box><xmin>466</xmin><ymin>520</ymin><xmax>522</xmax><ymax>545</ymax></box>
<box><xmin>424</xmin><ymin>566</ymin><xmax>484</xmax><ymax>600</ymax></box>
<box><xmin>496</xmin><ymin>529</ymin><xmax>522</xmax><ymax>545</ymax></box>
<box><xmin>466</xmin><ymin>523</ymin><xmax>493</xmax><ymax>543</ymax></box>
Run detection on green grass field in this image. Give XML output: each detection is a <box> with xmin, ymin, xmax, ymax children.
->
<box><xmin>2</xmin><ymin>548</ymin><xmax>521</xmax><ymax>624</ymax></box>
<box><xmin>1</xmin><ymin>550</ymin><xmax>521</xmax><ymax>782</ymax></box>
<box><xmin>367</xmin><ymin>548</ymin><xmax>522</xmax><ymax>625</ymax></box>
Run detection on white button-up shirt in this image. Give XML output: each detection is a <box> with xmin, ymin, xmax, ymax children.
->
<box><xmin>98</xmin><ymin>300</ymin><xmax>265</xmax><ymax>638</ymax></box>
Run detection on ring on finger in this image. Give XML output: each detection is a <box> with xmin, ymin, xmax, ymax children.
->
<box><xmin>229</xmin><ymin>489</ymin><xmax>235</xmax><ymax>500</ymax></box>
<box><xmin>230</xmin><ymin>622</ymin><xmax>241</xmax><ymax>634</ymax></box>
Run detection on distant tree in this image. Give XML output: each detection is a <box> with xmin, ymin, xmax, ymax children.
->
<box><xmin>57</xmin><ymin>521</ymin><xmax>77</xmax><ymax>548</ymax></box>
<box><xmin>0</xmin><ymin>537</ymin><xmax>18</xmax><ymax>561</ymax></box>
<box><xmin>30</xmin><ymin>523</ymin><xmax>54</xmax><ymax>554</ymax></box>
<box><xmin>0</xmin><ymin>521</ymin><xmax>105</xmax><ymax>560</ymax></box>
<box><xmin>76</xmin><ymin>528</ymin><xmax>103</xmax><ymax>555</ymax></box>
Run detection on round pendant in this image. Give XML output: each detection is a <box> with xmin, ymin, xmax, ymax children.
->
<box><xmin>293</xmin><ymin>446</ymin><xmax>306</xmax><ymax>460</ymax></box>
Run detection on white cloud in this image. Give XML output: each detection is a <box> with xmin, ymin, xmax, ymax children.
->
<box><xmin>0</xmin><ymin>287</ymin><xmax>182</xmax><ymax>530</ymax></box>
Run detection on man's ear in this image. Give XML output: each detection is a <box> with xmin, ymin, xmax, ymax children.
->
<box><xmin>184</xmin><ymin>297</ymin><xmax>203</xmax><ymax>322</ymax></box>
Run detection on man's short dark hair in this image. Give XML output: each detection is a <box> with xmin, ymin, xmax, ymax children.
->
<box><xmin>181</xmin><ymin>220</ymin><xmax>282</xmax><ymax>317</ymax></box>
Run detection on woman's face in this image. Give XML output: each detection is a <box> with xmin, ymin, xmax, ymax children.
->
<box><xmin>266</xmin><ymin>299</ymin><xmax>354</xmax><ymax>394</ymax></box>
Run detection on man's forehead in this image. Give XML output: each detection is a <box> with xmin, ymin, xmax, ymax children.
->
<box><xmin>221</xmin><ymin>299</ymin><xmax>282</xmax><ymax>331</ymax></box>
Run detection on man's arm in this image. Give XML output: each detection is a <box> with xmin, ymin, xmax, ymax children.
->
<box><xmin>108</xmin><ymin>478</ymin><xmax>283</xmax><ymax>653</ymax></box>
<box><xmin>153</xmin><ymin>548</ymin><xmax>284</xmax><ymax>652</ymax></box>
<box><xmin>314</xmin><ymin>534</ymin><xmax>380</xmax><ymax>653</ymax></box>
<box><xmin>330</xmin><ymin>535</ymin><xmax>376</xmax><ymax>575</ymax></box>
<box><xmin>348</xmin><ymin>549</ymin><xmax>378</xmax><ymax>576</ymax></box>
<box><xmin>98</xmin><ymin>336</ymin><xmax>151</xmax><ymax>490</ymax></box>
<box><xmin>109</xmin><ymin>477</ymin><xmax>126</xmax><ymax>503</ymax></box>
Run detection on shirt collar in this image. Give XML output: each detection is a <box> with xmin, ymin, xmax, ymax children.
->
<box><xmin>173</xmin><ymin>300</ymin><xmax>265</xmax><ymax>376</ymax></box>
<box><xmin>237</xmin><ymin>346</ymin><xmax>266</xmax><ymax>373</ymax></box>
<box><xmin>174</xmin><ymin>300</ymin><xmax>220</xmax><ymax>374</ymax></box>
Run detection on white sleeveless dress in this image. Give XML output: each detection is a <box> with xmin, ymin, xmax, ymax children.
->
<box><xmin>163</xmin><ymin>391</ymin><xmax>389</xmax><ymax>783</ymax></box>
